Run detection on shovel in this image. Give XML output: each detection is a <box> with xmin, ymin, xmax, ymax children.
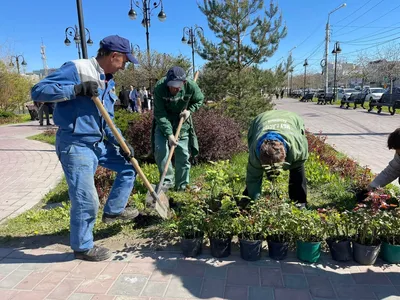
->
<box><xmin>92</xmin><ymin>96</ymin><xmax>170</xmax><ymax>219</ymax></box>
<box><xmin>151</xmin><ymin>71</ymin><xmax>200</xmax><ymax>198</ymax></box>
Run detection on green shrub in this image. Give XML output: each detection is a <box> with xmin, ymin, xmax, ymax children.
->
<box><xmin>114</xmin><ymin>109</ymin><xmax>142</xmax><ymax>136</ymax></box>
<box><xmin>0</xmin><ymin>110</ymin><xmax>15</xmax><ymax>118</ymax></box>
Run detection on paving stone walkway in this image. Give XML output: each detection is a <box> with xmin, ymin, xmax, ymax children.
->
<box><xmin>0</xmin><ymin>121</ymin><xmax>63</xmax><ymax>223</ymax></box>
<box><xmin>0</xmin><ymin>247</ymin><xmax>399</xmax><ymax>300</ymax></box>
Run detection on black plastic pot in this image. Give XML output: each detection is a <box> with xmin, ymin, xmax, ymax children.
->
<box><xmin>181</xmin><ymin>236</ymin><xmax>203</xmax><ymax>257</ymax></box>
<box><xmin>210</xmin><ymin>237</ymin><xmax>232</xmax><ymax>258</ymax></box>
<box><xmin>267</xmin><ymin>239</ymin><xmax>288</xmax><ymax>260</ymax></box>
<box><xmin>326</xmin><ymin>238</ymin><xmax>352</xmax><ymax>262</ymax></box>
<box><xmin>353</xmin><ymin>241</ymin><xmax>381</xmax><ymax>265</ymax></box>
<box><xmin>239</xmin><ymin>239</ymin><xmax>262</xmax><ymax>261</ymax></box>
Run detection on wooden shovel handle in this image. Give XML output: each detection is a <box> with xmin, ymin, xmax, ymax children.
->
<box><xmin>92</xmin><ymin>96</ymin><xmax>156</xmax><ymax>195</ymax></box>
<box><xmin>156</xmin><ymin>71</ymin><xmax>199</xmax><ymax>194</ymax></box>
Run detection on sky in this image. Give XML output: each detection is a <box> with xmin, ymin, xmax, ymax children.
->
<box><xmin>1</xmin><ymin>0</ymin><xmax>399</xmax><ymax>75</ymax></box>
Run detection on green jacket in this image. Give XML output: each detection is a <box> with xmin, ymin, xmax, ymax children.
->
<box><xmin>152</xmin><ymin>77</ymin><xmax>204</xmax><ymax>155</ymax></box>
<box><xmin>246</xmin><ymin>110</ymin><xmax>309</xmax><ymax>199</ymax></box>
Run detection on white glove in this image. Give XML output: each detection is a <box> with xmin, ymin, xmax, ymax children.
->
<box><xmin>180</xmin><ymin>109</ymin><xmax>191</xmax><ymax>121</ymax></box>
<box><xmin>168</xmin><ymin>135</ymin><xmax>178</xmax><ymax>147</ymax></box>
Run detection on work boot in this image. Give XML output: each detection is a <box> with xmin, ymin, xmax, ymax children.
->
<box><xmin>295</xmin><ymin>203</ymin><xmax>307</xmax><ymax>210</ymax></box>
<box><xmin>74</xmin><ymin>245</ymin><xmax>111</xmax><ymax>261</ymax></box>
<box><xmin>102</xmin><ymin>207</ymin><xmax>140</xmax><ymax>224</ymax></box>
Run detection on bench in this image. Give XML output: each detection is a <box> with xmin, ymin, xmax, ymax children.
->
<box><xmin>368</xmin><ymin>94</ymin><xmax>400</xmax><ymax>115</ymax></box>
<box><xmin>340</xmin><ymin>93</ymin><xmax>365</xmax><ymax>109</ymax></box>
<box><xmin>26</xmin><ymin>104</ymin><xmax>39</xmax><ymax>121</ymax></box>
<box><xmin>300</xmin><ymin>93</ymin><xmax>314</xmax><ymax>102</ymax></box>
<box><xmin>317</xmin><ymin>93</ymin><xmax>335</xmax><ymax>105</ymax></box>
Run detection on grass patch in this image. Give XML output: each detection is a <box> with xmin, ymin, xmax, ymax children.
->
<box><xmin>28</xmin><ymin>131</ymin><xmax>56</xmax><ymax>145</ymax></box>
<box><xmin>0</xmin><ymin>114</ymin><xmax>31</xmax><ymax>126</ymax></box>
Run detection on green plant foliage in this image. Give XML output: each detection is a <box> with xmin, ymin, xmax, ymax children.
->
<box><xmin>114</xmin><ymin>109</ymin><xmax>142</xmax><ymax>136</ymax></box>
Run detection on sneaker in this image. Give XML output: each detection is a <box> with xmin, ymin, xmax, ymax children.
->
<box><xmin>74</xmin><ymin>245</ymin><xmax>111</xmax><ymax>261</ymax></box>
<box><xmin>102</xmin><ymin>207</ymin><xmax>140</xmax><ymax>224</ymax></box>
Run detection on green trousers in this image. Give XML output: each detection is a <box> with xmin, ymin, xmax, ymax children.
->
<box><xmin>154</xmin><ymin>127</ymin><xmax>190</xmax><ymax>190</ymax></box>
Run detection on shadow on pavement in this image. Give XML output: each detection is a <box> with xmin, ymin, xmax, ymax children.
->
<box><xmin>120</xmin><ymin>245</ymin><xmax>400</xmax><ymax>300</ymax></box>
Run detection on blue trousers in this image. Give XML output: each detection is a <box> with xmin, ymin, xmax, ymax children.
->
<box><xmin>56</xmin><ymin>139</ymin><xmax>136</xmax><ymax>252</ymax></box>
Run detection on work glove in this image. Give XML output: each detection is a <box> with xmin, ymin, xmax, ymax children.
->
<box><xmin>237</xmin><ymin>187</ymin><xmax>252</xmax><ymax>210</ymax></box>
<box><xmin>168</xmin><ymin>135</ymin><xmax>178</xmax><ymax>147</ymax></box>
<box><xmin>180</xmin><ymin>109</ymin><xmax>191</xmax><ymax>121</ymax></box>
<box><xmin>74</xmin><ymin>81</ymin><xmax>99</xmax><ymax>97</ymax></box>
<box><xmin>355</xmin><ymin>188</ymin><xmax>369</xmax><ymax>203</ymax></box>
<box><xmin>119</xmin><ymin>142</ymin><xmax>135</xmax><ymax>162</ymax></box>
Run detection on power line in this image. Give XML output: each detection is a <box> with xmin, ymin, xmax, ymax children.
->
<box><xmin>333</xmin><ymin>0</ymin><xmax>374</xmax><ymax>25</ymax></box>
<box><xmin>333</xmin><ymin>3</ymin><xmax>400</xmax><ymax>38</ymax></box>
<box><xmin>334</xmin><ymin>0</ymin><xmax>386</xmax><ymax>35</ymax></box>
<box><xmin>340</xmin><ymin>23</ymin><xmax>400</xmax><ymax>43</ymax></box>
<box><xmin>340</xmin><ymin>35</ymin><xmax>400</xmax><ymax>56</ymax></box>
<box><xmin>342</xmin><ymin>32</ymin><xmax>400</xmax><ymax>45</ymax></box>
<box><xmin>295</xmin><ymin>20</ymin><xmax>326</xmax><ymax>50</ymax></box>
<box><xmin>332</xmin><ymin>25</ymin><xmax>400</xmax><ymax>28</ymax></box>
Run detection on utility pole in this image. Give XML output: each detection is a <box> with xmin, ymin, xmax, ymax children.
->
<box><xmin>324</xmin><ymin>3</ymin><xmax>346</xmax><ymax>94</ymax></box>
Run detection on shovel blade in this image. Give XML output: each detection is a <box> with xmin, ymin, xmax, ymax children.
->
<box><xmin>145</xmin><ymin>185</ymin><xmax>170</xmax><ymax>219</ymax></box>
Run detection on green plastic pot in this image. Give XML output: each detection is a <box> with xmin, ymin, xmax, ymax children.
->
<box><xmin>381</xmin><ymin>242</ymin><xmax>400</xmax><ymax>264</ymax></box>
<box><xmin>296</xmin><ymin>240</ymin><xmax>321</xmax><ymax>263</ymax></box>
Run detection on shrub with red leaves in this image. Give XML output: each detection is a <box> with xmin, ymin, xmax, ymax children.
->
<box><xmin>192</xmin><ymin>108</ymin><xmax>246</xmax><ymax>163</ymax></box>
<box><xmin>94</xmin><ymin>167</ymin><xmax>115</xmax><ymax>205</ymax></box>
<box><xmin>306</xmin><ymin>131</ymin><xmax>374</xmax><ymax>188</ymax></box>
<box><xmin>124</xmin><ymin>108</ymin><xmax>246</xmax><ymax>163</ymax></box>
<box><xmin>125</xmin><ymin>111</ymin><xmax>153</xmax><ymax>159</ymax></box>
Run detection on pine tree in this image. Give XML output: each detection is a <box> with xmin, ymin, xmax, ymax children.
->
<box><xmin>197</xmin><ymin>0</ymin><xmax>287</xmax><ymax>74</ymax></box>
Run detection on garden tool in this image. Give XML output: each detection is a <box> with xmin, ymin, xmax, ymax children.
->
<box><xmin>153</xmin><ymin>71</ymin><xmax>200</xmax><ymax>196</ymax></box>
<box><xmin>92</xmin><ymin>96</ymin><xmax>170</xmax><ymax>220</ymax></box>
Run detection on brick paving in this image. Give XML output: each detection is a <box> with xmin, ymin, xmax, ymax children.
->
<box><xmin>0</xmin><ymin>248</ymin><xmax>399</xmax><ymax>300</ymax></box>
<box><xmin>0</xmin><ymin>121</ymin><xmax>63</xmax><ymax>223</ymax></box>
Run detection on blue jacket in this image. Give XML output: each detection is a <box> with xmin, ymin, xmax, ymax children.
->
<box><xmin>31</xmin><ymin>57</ymin><xmax>121</xmax><ymax>146</ymax></box>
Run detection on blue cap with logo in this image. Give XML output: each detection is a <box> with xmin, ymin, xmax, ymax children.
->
<box><xmin>166</xmin><ymin>66</ymin><xmax>187</xmax><ymax>88</ymax></box>
<box><xmin>100</xmin><ymin>35</ymin><xmax>139</xmax><ymax>64</ymax></box>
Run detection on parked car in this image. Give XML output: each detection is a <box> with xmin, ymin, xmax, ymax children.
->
<box><xmin>364</xmin><ymin>87</ymin><xmax>386</xmax><ymax>102</ymax></box>
<box><xmin>338</xmin><ymin>88</ymin><xmax>358</xmax><ymax>100</ymax></box>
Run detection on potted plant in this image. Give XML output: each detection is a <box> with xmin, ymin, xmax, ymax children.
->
<box><xmin>320</xmin><ymin>208</ymin><xmax>353</xmax><ymax>262</ymax></box>
<box><xmin>352</xmin><ymin>190</ymin><xmax>385</xmax><ymax>265</ymax></box>
<box><xmin>263</xmin><ymin>200</ymin><xmax>292</xmax><ymax>260</ymax></box>
<box><xmin>291</xmin><ymin>207</ymin><xmax>325</xmax><ymax>263</ymax></box>
<box><xmin>205</xmin><ymin>196</ymin><xmax>239</xmax><ymax>258</ymax></box>
<box><xmin>234</xmin><ymin>203</ymin><xmax>265</xmax><ymax>261</ymax></box>
<box><xmin>175</xmin><ymin>196</ymin><xmax>207</xmax><ymax>257</ymax></box>
<box><xmin>377</xmin><ymin>192</ymin><xmax>400</xmax><ymax>264</ymax></box>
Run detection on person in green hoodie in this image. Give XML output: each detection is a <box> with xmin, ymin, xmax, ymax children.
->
<box><xmin>153</xmin><ymin>66</ymin><xmax>204</xmax><ymax>191</ymax></box>
<box><xmin>244</xmin><ymin>110</ymin><xmax>309</xmax><ymax>207</ymax></box>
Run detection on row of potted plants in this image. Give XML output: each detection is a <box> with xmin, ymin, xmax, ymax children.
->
<box><xmin>169</xmin><ymin>161</ymin><xmax>400</xmax><ymax>265</ymax></box>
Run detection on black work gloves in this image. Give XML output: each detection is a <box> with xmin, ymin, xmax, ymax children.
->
<box><xmin>237</xmin><ymin>187</ymin><xmax>252</xmax><ymax>210</ymax></box>
<box><xmin>74</xmin><ymin>81</ymin><xmax>99</xmax><ymax>97</ymax></box>
<box><xmin>119</xmin><ymin>142</ymin><xmax>135</xmax><ymax>162</ymax></box>
<box><xmin>355</xmin><ymin>188</ymin><xmax>369</xmax><ymax>203</ymax></box>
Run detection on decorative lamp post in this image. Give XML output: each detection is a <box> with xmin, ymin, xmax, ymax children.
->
<box><xmin>64</xmin><ymin>25</ymin><xmax>93</xmax><ymax>59</ymax></box>
<box><xmin>128</xmin><ymin>0</ymin><xmax>166</xmax><ymax>57</ymax></box>
<box><xmin>286</xmin><ymin>46</ymin><xmax>296</xmax><ymax>96</ymax></box>
<box><xmin>303</xmin><ymin>59</ymin><xmax>309</xmax><ymax>96</ymax></box>
<box><xmin>181</xmin><ymin>25</ymin><xmax>204</xmax><ymax>77</ymax></box>
<box><xmin>10</xmin><ymin>55</ymin><xmax>27</xmax><ymax>74</ymax></box>
<box><xmin>332</xmin><ymin>41</ymin><xmax>342</xmax><ymax>101</ymax></box>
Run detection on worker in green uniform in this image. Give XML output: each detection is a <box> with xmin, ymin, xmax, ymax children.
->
<box><xmin>244</xmin><ymin>110</ymin><xmax>309</xmax><ymax>207</ymax></box>
<box><xmin>153</xmin><ymin>66</ymin><xmax>204</xmax><ymax>191</ymax></box>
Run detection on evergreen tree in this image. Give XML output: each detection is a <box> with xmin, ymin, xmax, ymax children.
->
<box><xmin>197</xmin><ymin>0</ymin><xmax>287</xmax><ymax>74</ymax></box>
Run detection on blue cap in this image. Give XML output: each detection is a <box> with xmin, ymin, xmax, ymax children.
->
<box><xmin>100</xmin><ymin>35</ymin><xmax>139</xmax><ymax>64</ymax></box>
<box><xmin>166</xmin><ymin>66</ymin><xmax>187</xmax><ymax>88</ymax></box>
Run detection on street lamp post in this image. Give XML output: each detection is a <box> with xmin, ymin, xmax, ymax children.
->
<box><xmin>64</xmin><ymin>25</ymin><xmax>93</xmax><ymax>59</ymax></box>
<box><xmin>181</xmin><ymin>26</ymin><xmax>204</xmax><ymax>77</ymax></box>
<box><xmin>128</xmin><ymin>0</ymin><xmax>166</xmax><ymax>58</ymax></box>
<box><xmin>324</xmin><ymin>3</ymin><xmax>346</xmax><ymax>95</ymax></box>
<box><xmin>303</xmin><ymin>59</ymin><xmax>309</xmax><ymax>96</ymax></box>
<box><xmin>9</xmin><ymin>55</ymin><xmax>27</xmax><ymax>74</ymax></box>
<box><xmin>332</xmin><ymin>41</ymin><xmax>342</xmax><ymax>101</ymax></box>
